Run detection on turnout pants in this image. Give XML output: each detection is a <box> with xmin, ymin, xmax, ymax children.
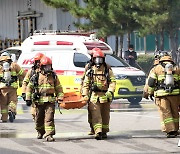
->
<box><xmin>35</xmin><ymin>102</ymin><xmax>55</xmax><ymax>137</ymax></box>
<box><xmin>88</xmin><ymin>104</ymin><xmax>94</xmax><ymax>132</ymax></box>
<box><xmin>155</xmin><ymin>95</ymin><xmax>179</xmax><ymax>133</ymax></box>
<box><xmin>0</xmin><ymin>88</ymin><xmax>17</xmax><ymax>122</ymax></box>
<box><xmin>89</xmin><ymin>101</ymin><xmax>110</xmax><ymax>135</ymax></box>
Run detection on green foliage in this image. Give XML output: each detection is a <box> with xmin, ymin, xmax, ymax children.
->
<box><xmin>41</xmin><ymin>0</ymin><xmax>180</xmax><ymax>55</ymax></box>
<box><xmin>137</xmin><ymin>54</ymin><xmax>154</xmax><ymax>75</ymax></box>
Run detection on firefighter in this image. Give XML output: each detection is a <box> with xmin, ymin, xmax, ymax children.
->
<box><xmin>21</xmin><ymin>52</ymin><xmax>44</xmax><ymax>121</ymax></box>
<box><xmin>147</xmin><ymin>54</ymin><xmax>180</xmax><ymax>138</ymax></box>
<box><xmin>143</xmin><ymin>51</ymin><xmax>160</xmax><ymax>99</ymax></box>
<box><xmin>0</xmin><ymin>53</ymin><xmax>26</xmax><ymax>122</ymax></box>
<box><xmin>80</xmin><ymin>49</ymin><xmax>95</xmax><ymax>135</ymax></box>
<box><xmin>82</xmin><ymin>49</ymin><xmax>116</xmax><ymax>140</ymax></box>
<box><xmin>25</xmin><ymin>56</ymin><xmax>64</xmax><ymax>141</ymax></box>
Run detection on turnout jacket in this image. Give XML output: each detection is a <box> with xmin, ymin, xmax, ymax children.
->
<box><xmin>21</xmin><ymin>68</ymin><xmax>39</xmax><ymax>93</ymax></box>
<box><xmin>82</xmin><ymin>64</ymin><xmax>116</xmax><ymax>103</ymax></box>
<box><xmin>26</xmin><ymin>71</ymin><xmax>64</xmax><ymax>104</ymax></box>
<box><xmin>148</xmin><ymin>62</ymin><xmax>180</xmax><ymax>97</ymax></box>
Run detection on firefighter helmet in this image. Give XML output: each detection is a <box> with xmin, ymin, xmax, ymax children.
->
<box><xmin>159</xmin><ymin>55</ymin><xmax>173</xmax><ymax>62</ymax></box>
<box><xmin>92</xmin><ymin>48</ymin><xmax>105</xmax><ymax>58</ymax></box>
<box><xmin>40</xmin><ymin>56</ymin><xmax>52</xmax><ymax>66</ymax></box>
<box><xmin>34</xmin><ymin>52</ymin><xmax>44</xmax><ymax>61</ymax></box>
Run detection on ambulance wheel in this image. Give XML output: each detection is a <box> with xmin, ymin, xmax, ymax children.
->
<box><xmin>128</xmin><ymin>97</ymin><xmax>142</xmax><ymax>107</ymax></box>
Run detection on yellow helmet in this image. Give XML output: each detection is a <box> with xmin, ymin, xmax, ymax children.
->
<box><xmin>0</xmin><ymin>55</ymin><xmax>11</xmax><ymax>62</ymax></box>
<box><xmin>159</xmin><ymin>55</ymin><xmax>173</xmax><ymax>62</ymax></box>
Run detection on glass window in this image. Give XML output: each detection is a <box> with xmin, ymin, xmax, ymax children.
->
<box><xmin>105</xmin><ymin>55</ymin><xmax>129</xmax><ymax>67</ymax></box>
<box><xmin>74</xmin><ymin>53</ymin><xmax>90</xmax><ymax>68</ymax></box>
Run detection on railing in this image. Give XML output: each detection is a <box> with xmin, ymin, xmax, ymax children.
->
<box><xmin>33</xmin><ymin>30</ymin><xmax>95</xmax><ymax>36</ymax></box>
<box><xmin>0</xmin><ymin>39</ymin><xmax>21</xmax><ymax>50</ymax></box>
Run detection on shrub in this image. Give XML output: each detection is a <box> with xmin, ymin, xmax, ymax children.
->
<box><xmin>137</xmin><ymin>54</ymin><xmax>154</xmax><ymax>75</ymax></box>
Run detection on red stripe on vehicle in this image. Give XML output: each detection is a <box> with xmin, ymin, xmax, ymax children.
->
<box><xmin>55</xmin><ymin>70</ymin><xmax>84</xmax><ymax>75</ymax></box>
<box><xmin>34</xmin><ymin>41</ymin><xmax>49</xmax><ymax>45</ymax></box>
<box><xmin>56</xmin><ymin>41</ymin><xmax>73</xmax><ymax>45</ymax></box>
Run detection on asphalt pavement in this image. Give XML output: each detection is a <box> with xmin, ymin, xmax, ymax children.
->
<box><xmin>1</xmin><ymin>98</ymin><xmax>180</xmax><ymax>154</ymax></box>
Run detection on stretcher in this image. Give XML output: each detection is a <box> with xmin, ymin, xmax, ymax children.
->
<box><xmin>59</xmin><ymin>92</ymin><xmax>87</xmax><ymax>109</ymax></box>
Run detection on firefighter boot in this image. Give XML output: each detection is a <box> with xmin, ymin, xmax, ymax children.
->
<box><xmin>95</xmin><ymin>132</ymin><xmax>102</xmax><ymax>140</ymax></box>
<box><xmin>88</xmin><ymin>129</ymin><xmax>95</xmax><ymax>135</ymax></box>
<box><xmin>13</xmin><ymin>112</ymin><xmax>16</xmax><ymax>119</ymax></box>
<box><xmin>102</xmin><ymin>133</ymin><xmax>107</xmax><ymax>139</ymax></box>
<box><xmin>166</xmin><ymin>131</ymin><xmax>177</xmax><ymax>138</ymax></box>
<box><xmin>46</xmin><ymin>135</ymin><xmax>55</xmax><ymax>142</ymax></box>
<box><xmin>37</xmin><ymin>133</ymin><xmax>44</xmax><ymax>139</ymax></box>
<box><xmin>8</xmin><ymin>111</ymin><xmax>14</xmax><ymax>123</ymax></box>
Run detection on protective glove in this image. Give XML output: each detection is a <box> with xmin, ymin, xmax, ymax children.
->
<box><xmin>105</xmin><ymin>91</ymin><xmax>113</xmax><ymax>99</ymax></box>
<box><xmin>58</xmin><ymin>99</ymin><xmax>63</xmax><ymax>104</ymax></box>
<box><xmin>143</xmin><ymin>92</ymin><xmax>149</xmax><ymax>100</ymax></box>
<box><xmin>22</xmin><ymin>93</ymin><xmax>26</xmax><ymax>101</ymax></box>
<box><xmin>150</xmin><ymin>94</ymin><xmax>154</xmax><ymax>101</ymax></box>
<box><xmin>83</xmin><ymin>95</ymin><xmax>89</xmax><ymax>101</ymax></box>
<box><xmin>26</xmin><ymin>100</ymin><xmax>32</xmax><ymax>106</ymax></box>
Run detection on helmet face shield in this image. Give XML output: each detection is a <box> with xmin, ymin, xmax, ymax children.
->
<box><xmin>94</xmin><ymin>57</ymin><xmax>104</xmax><ymax>68</ymax></box>
<box><xmin>42</xmin><ymin>64</ymin><xmax>52</xmax><ymax>73</ymax></box>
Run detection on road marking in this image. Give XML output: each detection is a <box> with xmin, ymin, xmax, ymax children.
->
<box><xmin>113</xmin><ymin>112</ymin><xmax>159</xmax><ymax>119</ymax></box>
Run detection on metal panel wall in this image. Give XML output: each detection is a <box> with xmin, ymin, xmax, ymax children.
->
<box><xmin>0</xmin><ymin>0</ymin><xmax>122</xmax><ymax>51</ymax></box>
<box><xmin>0</xmin><ymin>0</ymin><xmax>58</xmax><ymax>40</ymax></box>
<box><xmin>56</xmin><ymin>8</ymin><xmax>77</xmax><ymax>31</ymax></box>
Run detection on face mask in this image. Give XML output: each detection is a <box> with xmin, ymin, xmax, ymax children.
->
<box><xmin>42</xmin><ymin>65</ymin><xmax>52</xmax><ymax>74</ymax></box>
<box><xmin>94</xmin><ymin>57</ymin><xmax>103</xmax><ymax>68</ymax></box>
<box><xmin>129</xmin><ymin>49</ymin><xmax>133</xmax><ymax>52</ymax></box>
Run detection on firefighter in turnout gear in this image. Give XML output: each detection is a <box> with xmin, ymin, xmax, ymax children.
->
<box><xmin>25</xmin><ymin>56</ymin><xmax>64</xmax><ymax>141</ymax></box>
<box><xmin>0</xmin><ymin>53</ymin><xmax>26</xmax><ymax>122</ymax></box>
<box><xmin>22</xmin><ymin>52</ymin><xmax>44</xmax><ymax>121</ymax></box>
<box><xmin>147</xmin><ymin>54</ymin><xmax>180</xmax><ymax>138</ymax></box>
<box><xmin>80</xmin><ymin>49</ymin><xmax>95</xmax><ymax>135</ymax></box>
<box><xmin>82</xmin><ymin>49</ymin><xmax>116</xmax><ymax>140</ymax></box>
<box><xmin>143</xmin><ymin>51</ymin><xmax>161</xmax><ymax>99</ymax></box>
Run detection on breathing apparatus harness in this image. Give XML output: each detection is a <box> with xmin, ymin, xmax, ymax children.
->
<box><xmin>30</xmin><ymin>66</ymin><xmax>57</xmax><ymax>102</ymax></box>
<box><xmin>157</xmin><ymin>61</ymin><xmax>178</xmax><ymax>93</ymax></box>
<box><xmin>87</xmin><ymin>62</ymin><xmax>111</xmax><ymax>93</ymax></box>
<box><xmin>0</xmin><ymin>61</ymin><xmax>18</xmax><ymax>86</ymax></box>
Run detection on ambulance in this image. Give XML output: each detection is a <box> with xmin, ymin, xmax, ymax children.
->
<box><xmin>17</xmin><ymin>30</ymin><xmax>146</xmax><ymax>104</ymax></box>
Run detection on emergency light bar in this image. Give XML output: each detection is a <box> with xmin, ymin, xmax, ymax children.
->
<box><xmin>34</xmin><ymin>41</ymin><xmax>73</xmax><ymax>46</ymax></box>
<box><xmin>83</xmin><ymin>42</ymin><xmax>110</xmax><ymax>50</ymax></box>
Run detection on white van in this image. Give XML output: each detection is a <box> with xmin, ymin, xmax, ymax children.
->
<box><xmin>17</xmin><ymin>31</ymin><xmax>146</xmax><ymax>104</ymax></box>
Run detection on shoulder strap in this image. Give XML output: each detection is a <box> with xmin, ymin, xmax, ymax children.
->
<box><xmin>52</xmin><ymin>71</ymin><xmax>57</xmax><ymax>86</ymax></box>
<box><xmin>104</xmin><ymin>63</ymin><xmax>110</xmax><ymax>84</ymax></box>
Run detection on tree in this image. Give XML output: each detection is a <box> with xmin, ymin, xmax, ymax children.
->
<box><xmin>132</xmin><ymin>0</ymin><xmax>180</xmax><ymax>63</ymax></box>
<box><xmin>41</xmin><ymin>0</ymin><xmax>180</xmax><ymax>64</ymax></box>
